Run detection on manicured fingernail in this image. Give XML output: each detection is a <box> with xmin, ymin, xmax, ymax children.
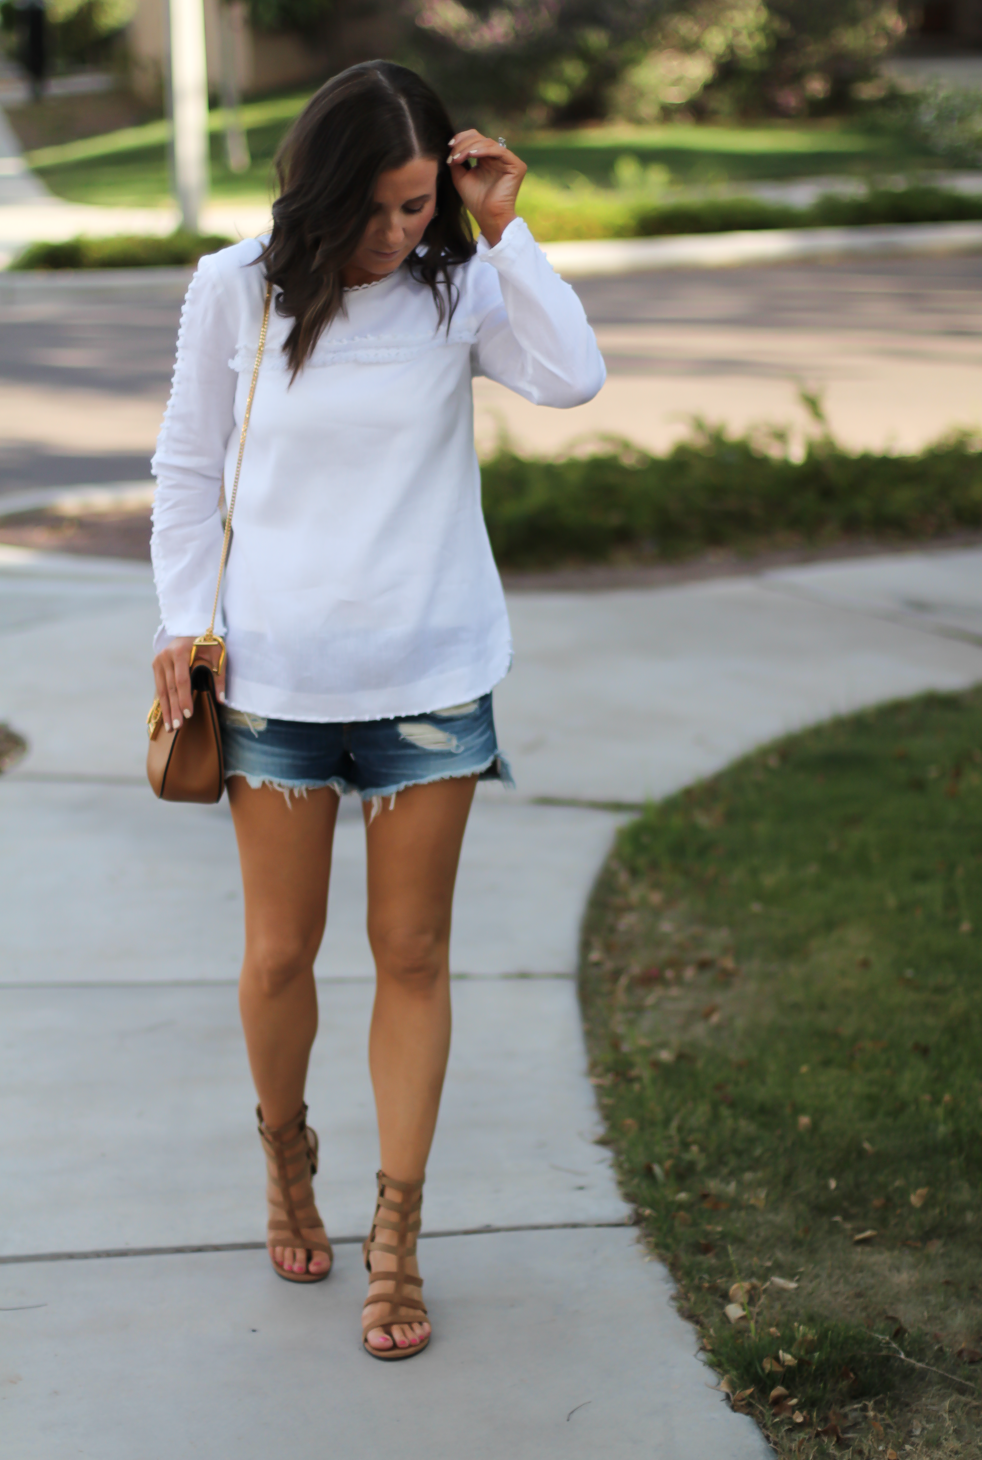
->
<box><xmin>183</xmin><ymin>707</ymin><xmax>192</xmax><ymax>719</ymax></box>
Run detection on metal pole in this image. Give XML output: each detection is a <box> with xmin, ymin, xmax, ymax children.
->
<box><xmin>219</xmin><ymin>0</ymin><xmax>250</xmax><ymax>174</ymax></box>
<box><xmin>169</xmin><ymin>0</ymin><xmax>209</xmax><ymax>233</ymax></box>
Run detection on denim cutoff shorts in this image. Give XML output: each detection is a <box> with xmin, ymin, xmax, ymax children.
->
<box><xmin>220</xmin><ymin>693</ymin><xmax>514</xmax><ymax>807</ymax></box>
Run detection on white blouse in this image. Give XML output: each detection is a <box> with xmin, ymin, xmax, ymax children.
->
<box><xmin>150</xmin><ymin>217</ymin><xmax>606</xmax><ymax>722</ymax></box>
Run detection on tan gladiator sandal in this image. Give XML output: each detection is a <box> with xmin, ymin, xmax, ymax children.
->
<box><xmin>362</xmin><ymin>1171</ymin><xmax>430</xmax><ymax>1359</ymax></box>
<box><xmin>256</xmin><ymin>1103</ymin><xmax>333</xmax><ymax>1284</ymax></box>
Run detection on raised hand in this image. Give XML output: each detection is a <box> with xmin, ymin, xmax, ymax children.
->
<box><xmin>446</xmin><ymin>130</ymin><xmax>527</xmax><ymax>248</ymax></box>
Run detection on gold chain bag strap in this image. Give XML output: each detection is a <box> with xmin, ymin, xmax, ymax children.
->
<box><xmin>146</xmin><ymin>280</ymin><xmax>272</xmax><ymax>802</ymax></box>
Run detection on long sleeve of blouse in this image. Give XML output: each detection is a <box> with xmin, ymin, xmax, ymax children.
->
<box><xmin>150</xmin><ymin>217</ymin><xmax>605</xmax><ymax>722</ymax></box>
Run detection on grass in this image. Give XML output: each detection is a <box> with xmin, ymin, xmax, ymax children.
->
<box><xmin>22</xmin><ymin>93</ymin><xmax>305</xmax><ymax>209</ymax></box>
<box><xmin>514</xmin><ymin>118</ymin><xmax>944</xmax><ymax>190</ymax></box>
<box><xmin>480</xmin><ymin>417</ymin><xmax>982</xmax><ymax>570</ymax></box>
<box><xmin>579</xmin><ymin>688</ymin><xmax>982</xmax><ymax>1456</ymax></box>
<box><xmin>20</xmin><ymin>102</ymin><xmax>951</xmax><ymax>214</ymax></box>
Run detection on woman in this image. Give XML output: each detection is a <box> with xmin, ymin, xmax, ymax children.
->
<box><xmin>150</xmin><ymin>60</ymin><xmax>605</xmax><ymax>1360</ymax></box>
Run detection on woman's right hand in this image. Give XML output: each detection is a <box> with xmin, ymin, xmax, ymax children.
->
<box><xmin>152</xmin><ymin>636</ymin><xmax>227</xmax><ymax>732</ymax></box>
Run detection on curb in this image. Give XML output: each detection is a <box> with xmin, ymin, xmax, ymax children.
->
<box><xmin>0</xmin><ymin>482</ymin><xmax>155</xmax><ymax>517</ymax></box>
<box><xmin>0</xmin><ymin>265</ymin><xmax>194</xmax><ymax>289</ymax></box>
<box><xmin>540</xmin><ymin>219</ymin><xmax>982</xmax><ymax>277</ymax></box>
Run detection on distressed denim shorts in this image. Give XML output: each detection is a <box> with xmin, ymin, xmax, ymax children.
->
<box><xmin>220</xmin><ymin>693</ymin><xmax>514</xmax><ymax>807</ymax></box>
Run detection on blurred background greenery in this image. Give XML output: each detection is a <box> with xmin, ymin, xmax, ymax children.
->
<box><xmin>2</xmin><ymin>1</ymin><xmax>982</xmax><ymax>233</ymax></box>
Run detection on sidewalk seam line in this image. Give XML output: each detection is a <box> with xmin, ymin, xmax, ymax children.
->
<box><xmin>0</xmin><ymin>972</ymin><xmax>576</xmax><ymax>987</ymax></box>
<box><xmin>0</xmin><ymin>1221</ymin><xmax>635</xmax><ymax>1265</ymax></box>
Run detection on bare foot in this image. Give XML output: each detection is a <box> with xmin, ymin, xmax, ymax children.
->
<box><xmin>364</xmin><ymin>1182</ymin><xmax>430</xmax><ymax>1352</ymax></box>
<box><xmin>272</xmin><ymin>1237</ymin><xmax>332</xmax><ymax>1277</ymax></box>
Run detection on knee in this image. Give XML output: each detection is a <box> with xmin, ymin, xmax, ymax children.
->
<box><xmin>369</xmin><ymin>923</ymin><xmax>446</xmax><ymax>992</ymax></box>
<box><xmin>245</xmin><ymin>933</ymin><xmax>318</xmax><ymax>999</ymax></box>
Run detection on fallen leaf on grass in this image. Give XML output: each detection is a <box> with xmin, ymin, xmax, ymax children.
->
<box><xmin>768</xmin><ymin>1276</ymin><xmax>799</xmax><ymax>1292</ymax></box>
<box><xmin>792</xmin><ymin>1411</ymin><xmax>805</xmax><ymax>1424</ymax></box>
<box><xmin>674</xmin><ymin>1211</ymin><xmax>692</xmax><ymax>1226</ymax></box>
<box><xmin>956</xmin><ymin>1346</ymin><xmax>982</xmax><ymax>1364</ymax></box>
<box><xmin>872</xmin><ymin>1196</ymin><xmax>887</xmax><ymax>1209</ymax></box>
<box><xmin>762</xmin><ymin>1356</ymin><xmax>783</xmax><ymax>1374</ymax></box>
<box><xmin>732</xmin><ymin>1388</ymin><xmax>755</xmax><ymax>1413</ymax></box>
<box><xmin>828</xmin><ymin>1177</ymin><xmax>837</xmax><ymax>1190</ymax></box>
<box><xmin>887</xmin><ymin>1450</ymin><xmax>898</xmax><ymax>1459</ymax></box>
<box><xmin>815</xmin><ymin>1420</ymin><xmax>846</xmax><ymax>1444</ymax></box>
<box><xmin>698</xmin><ymin>1240</ymin><xmax>715</xmax><ymax>1256</ymax></box>
<box><xmin>729</xmin><ymin>1281</ymin><xmax>757</xmax><ymax>1304</ymax></box>
<box><xmin>768</xmin><ymin>1386</ymin><xmax>800</xmax><ymax>1418</ymax></box>
<box><xmin>778</xmin><ymin>1350</ymin><xmax>798</xmax><ymax>1368</ymax></box>
<box><xmin>797</xmin><ymin>1115</ymin><xmax>812</xmax><ymax>1131</ymax></box>
<box><xmin>910</xmin><ymin>1187</ymin><xmax>929</xmax><ymax>1208</ymax></box>
<box><xmin>852</xmin><ymin>1229</ymin><xmax>877</xmax><ymax>1244</ymax></box>
<box><xmin>724</xmin><ymin>1303</ymin><xmax>747</xmax><ymax>1324</ymax></box>
<box><xmin>703</xmin><ymin>1193</ymin><xmax>730</xmax><ymax>1210</ymax></box>
<box><xmin>862</xmin><ymin>1140</ymin><xmax>875</xmax><ymax>1155</ymax></box>
<box><xmin>701</xmin><ymin>1003</ymin><xmax>719</xmax><ymax>1020</ymax></box>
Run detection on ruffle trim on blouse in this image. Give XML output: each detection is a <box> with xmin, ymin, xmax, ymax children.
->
<box><xmin>153</xmin><ymin>262</ymin><xmax>213</xmax><ymax>475</ymax></box>
<box><xmin>227</xmin><ymin>328</ymin><xmax>478</xmax><ymax>373</ymax></box>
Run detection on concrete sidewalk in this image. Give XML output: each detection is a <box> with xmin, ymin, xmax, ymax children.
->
<box><xmin>2</xmin><ymin>543</ymin><xmax>981</xmax><ymax>1458</ymax></box>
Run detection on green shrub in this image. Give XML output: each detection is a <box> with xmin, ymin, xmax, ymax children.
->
<box><xmin>517</xmin><ymin>181</ymin><xmax>982</xmax><ymax>242</ymax></box>
<box><xmin>9</xmin><ymin>230</ymin><xmax>233</xmax><ymax>271</ymax></box>
<box><xmin>482</xmin><ymin>425</ymin><xmax>982</xmax><ymax>569</ymax></box>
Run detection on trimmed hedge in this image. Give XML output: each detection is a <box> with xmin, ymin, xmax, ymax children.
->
<box><xmin>481</xmin><ymin>427</ymin><xmax>982</xmax><ymax>569</ymax></box>
<box><xmin>514</xmin><ymin>181</ymin><xmax>982</xmax><ymax>242</ymax></box>
<box><xmin>9</xmin><ymin>230</ymin><xmax>233</xmax><ymax>270</ymax></box>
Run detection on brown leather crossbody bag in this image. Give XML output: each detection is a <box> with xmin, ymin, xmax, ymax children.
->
<box><xmin>146</xmin><ymin>281</ymin><xmax>272</xmax><ymax>802</ymax></box>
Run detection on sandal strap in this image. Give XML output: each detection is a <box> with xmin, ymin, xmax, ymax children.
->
<box><xmin>362</xmin><ymin>1170</ymin><xmax>428</xmax><ymax>1338</ymax></box>
<box><xmin>257</xmin><ymin>1103</ymin><xmax>331</xmax><ymax>1258</ymax></box>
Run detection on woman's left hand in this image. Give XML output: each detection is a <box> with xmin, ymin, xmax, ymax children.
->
<box><xmin>447</xmin><ymin>130</ymin><xmax>527</xmax><ymax>248</ymax></box>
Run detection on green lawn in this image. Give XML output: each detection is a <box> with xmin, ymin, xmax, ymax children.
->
<box><xmin>580</xmin><ymin>689</ymin><xmax>982</xmax><ymax>1457</ymax></box>
<box><xmin>25</xmin><ymin>101</ymin><xmax>947</xmax><ymax>211</ymax></box>
<box><xmin>514</xmin><ymin>119</ymin><xmax>941</xmax><ymax>189</ymax></box>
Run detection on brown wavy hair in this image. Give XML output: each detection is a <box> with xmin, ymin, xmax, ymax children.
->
<box><xmin>258</xmin><ymin>61</ymin><xmax>476</xmax><ymax>379</ymax></box>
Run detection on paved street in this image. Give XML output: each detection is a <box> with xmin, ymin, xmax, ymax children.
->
<box><xmin>2</xmin><ymin>253</ymin><xmax>981</xmax><ymax>497</ymax></box>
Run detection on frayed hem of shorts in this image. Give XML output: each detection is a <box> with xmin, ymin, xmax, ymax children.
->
<box><xmin>361</xmin><ymin>751</ymin><xmax>515</xmax><ymax>821</ymax></box>
<box><xmin>225</xmin><ymin>752</ymin><xmax>515</xmax><ymax>814</ymax></box>
<box><xmin>225</xmin><ymin>770</ymin><xmax>353</xmax><ymax>805</ymax></box>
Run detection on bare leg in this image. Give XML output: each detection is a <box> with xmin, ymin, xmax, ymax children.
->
<box><xmin>361</xmin><ymin>775</ymin><xmax>477</xmax><ymax>1352</ymax></box>
<box><xmin>229</xmin><ymin>778</ymin><xmax>339</xmax><ymax>1276</ymax></box>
